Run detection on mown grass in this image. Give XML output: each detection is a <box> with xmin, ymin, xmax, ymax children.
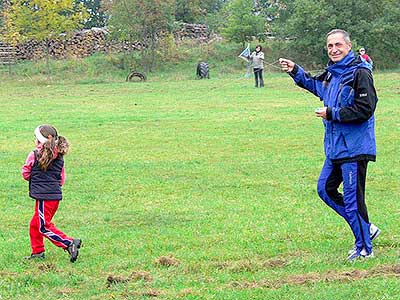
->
<box><xmin>0</xmin><ymin>67</ymin><xmax>399</xmax><ymax>299</ymax></box>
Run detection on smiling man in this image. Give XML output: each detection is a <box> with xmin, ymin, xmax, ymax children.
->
<box><xmin>278</xmin><ymin>29</ymin><xmax>380</xmax><ymax>261</ymax></box>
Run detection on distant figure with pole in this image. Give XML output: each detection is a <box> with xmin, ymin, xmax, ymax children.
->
<box><xmin>249</xmin><ymin>45</ymin><xmax>265</xmax><ymax>88</ymax></box>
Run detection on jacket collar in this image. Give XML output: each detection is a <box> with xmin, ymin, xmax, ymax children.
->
<box><xmin>326</xmin><ymin>51</ymin><xmax>356</xmax><ymax>76</ymax></box>
<box><xmin>326</xmin><ymin>51</ymin><xmax>372</xmax><ymax>76</ymax></box>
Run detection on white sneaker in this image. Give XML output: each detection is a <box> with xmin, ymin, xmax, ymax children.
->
<box><xmin>360</xmin><ymin>248</ymin><xmax>374</xmax><ymax>258</ymax></box>
<box><xmin>370</xmin><ymin>223</ymin><xmax>381</xmax><ymax>241</ymax></box>
<box><xmin>347</xmin><ymin>247</ymin><xmax>373</xmax><ymax>262</ymax></box>
<box><xmin>348</xmin><ymin>223</ymin><xmax>381</xmax><ymax>254</ymax></box>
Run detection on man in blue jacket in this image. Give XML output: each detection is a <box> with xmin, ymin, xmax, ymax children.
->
<box><xmin>279</xmin><ymin>29</ymin><xmax>380</xmax><ymax>261</ymax></box>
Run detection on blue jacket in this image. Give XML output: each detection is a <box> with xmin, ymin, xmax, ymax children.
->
<box><xmin>29</xmin><ymin>151</ymin><xmax>64</xmax><ymax>200</ymax></box>
<box><xmin>290</xmin><ymin>51</ymin><xmax>378</xmax><ymax>162</ymax></box>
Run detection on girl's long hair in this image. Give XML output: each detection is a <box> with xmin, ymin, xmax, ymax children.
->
<box><xmin>37</xmin><ymin>125</ymin><xmax>69</xmax><ymax>171</ymax></box>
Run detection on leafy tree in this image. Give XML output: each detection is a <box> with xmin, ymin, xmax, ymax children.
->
<box><xmin>266</xmin><ymin>0</ymin><xmax>400</xmax><ymax>68</ymax></box>
<box><xmin>0</xmin><ymin>0</ymin><xmax>11</xmax><ymax>29</ymax></box>
<box><xmin>75</xmin><ymin>0</ymin><xmax>108</xmax><ymax>28</ymax></box>
<box><xmin>174</xmin><ymin>0</ymin><xmax>227</xmax><ymax>24</ymax></box>
<box><xmin>221</xmin><ymin>0</ymin><xmax>265</xmax><ymax>45</ymax></box>
<box><xmin>107</xmin><ymin>0</ymin><xmax>175</xmax><ymax>72</ymax></box>
<box><xmin>175</xmin><ymin>0</ymin><xmax>202</xmax><ymax>23</ymax></box>
<box><xmin>2</xmin><ymin>0</ymin><xmax>88</xmax><ymax>75</ymax></box>
<box><xmin>348</xmin><ymin>0</ymin><xmax>400</xmax><ymax>68</ymax></box>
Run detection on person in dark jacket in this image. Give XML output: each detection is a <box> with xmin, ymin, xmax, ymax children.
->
<box><xmin>22</xmin><ymin>125</ymin><xmax>81</xmax><ymax>262</ymax></box>
<box><xmin>278</xmin><ymin>29</ymin><xmax>380</xmax><ymax>261</ymax></box>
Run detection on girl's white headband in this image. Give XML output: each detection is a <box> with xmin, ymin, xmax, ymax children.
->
<box><xmin>34</xmin><ymin>126</ymin><xmax>48</xmax><ymax>144</ymax></box>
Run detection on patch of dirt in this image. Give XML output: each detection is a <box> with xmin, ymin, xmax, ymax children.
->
<box><xmin>0</xmin><ymin>271</ymin><xmax>18</xmax><ymax>276</ymax></box>
<box><xmin>130</xmin><ymin>271</ymin><xmax>152</xmax><ymax>282</ymax></box>
<box><xmin>223</xmin><ymin>260</ymin><xmax>254</xmax><ymax>272</ymax></box>
<box><xmin>106</xmin><ymin>270</ymin><xmax>152</xmax><ymax>287</ymax></box>
<box><xmin>141</xmin><ymin>289</ymin><xmax>163</xmax><ymax>297</ymax></box>
<box><xmin>262</xmin><ymin>258</ymin><xmax>288</xmax><ymax>268</ymax></box>
<box><xmin>106</xmin><ymin>275</ymin><xmax>130</xmax><ymax>287</ymax></box>
<box><xmin>215</xmin><ymin>262</ymin><xmax>230</xmax><ymax>270</ymax></box>
<box><xmin>215</xmin><ymin>258</ymin><xmax>289</xmax><ymax>272</ymax></box>
<box><xmin>38</xmin><ymin>263</ymin><xmax>57</xmax><ymax>272</ymax></box>
<box><xmin>155</xmin><ymin>255</ymin><xmax>180</xmax><ymax>267</ymax></box>
<box><xmin>57</xmin><ymin>288</ymin><xmax>76</xmax><ymax>296</ymax></box>
<box><xmin>177</xmin><ymin>288</ymin><xmax>195</xmax><ymax>297</ymax></box>
<box><xmin>231</xmin><ymin>264</ymin><xmax>400</xmax><ymax>290</ymax></box>
<box><xmin>125</xmin><ymin>289</ymin><xmax>164</xmax><ymax>298</ymax></box>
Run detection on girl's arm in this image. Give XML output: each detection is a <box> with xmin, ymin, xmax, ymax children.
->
<box><xmin>61</xmin><ymin>165</ymin><xmax>66</xmax><ymax>186</ymax></box>
<box><xmin>21</xmin><ymin>151</ymin><xmax>35</xmax><ymax>180</ymax></box>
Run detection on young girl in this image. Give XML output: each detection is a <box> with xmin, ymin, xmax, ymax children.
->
<box><xmin>22</xmin><ymin>125</ymin><xmax>81</xmax><ymax>262</ymax></box>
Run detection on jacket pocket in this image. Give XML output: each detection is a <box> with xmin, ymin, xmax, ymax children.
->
<box><xmin>338</xmin><ymin>85</ymin><xmax>354</xmax><ymax>107</ymax></box>
<box><xmin>332</xmin><ymin>132</ymin><xmax>348</xmax><ymax>158</ymax></box>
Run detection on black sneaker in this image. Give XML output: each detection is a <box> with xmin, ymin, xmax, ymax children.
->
<box><xmin>67</xmin><ymin>239</ymin><xmax>82</xmax><ymax>263</ymax></box>
<box><xmin>25</xmin><ymin>252</ymin><xmax>45</xmax><ymax>260</ymax></box>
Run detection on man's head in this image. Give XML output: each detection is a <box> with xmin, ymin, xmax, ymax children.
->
<box><xmin>326</xmin><ymin>29</ymin><xmax>352</xmax><ymax>63</ymax></box>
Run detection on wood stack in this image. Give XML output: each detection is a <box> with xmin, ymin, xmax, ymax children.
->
<box><xmin>7</xmin><ymin>28</ymin><xmax>140</xmax><ymax>60</ymax></box>
<box><xmin>15</xmin><ymin>40</ymin><xmax>44</xmax><ymax>60</ymax></box>
<box><xmin>13</xmin><ymin>28</ymin><xmax>110</xmax><ymax>60</ymax></box>
<box><xmin>174</xmin><ymin>23</ymin><xmax>210</xmax><ymax>42</ymax></box>
<box><xmin>0</xmin><ymin>41</ymin><xmax>16</xmax><ymax>65</ymax></box>
<box><xmin>1</xmin><ymin>23</ymin><xmax>212</xmax><ymax>61</ymax></box>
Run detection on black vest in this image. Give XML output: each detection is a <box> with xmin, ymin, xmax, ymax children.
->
<box><xmin>29</xmin><ymin>151</ymin><xmax>64</xmax><ymax>200</ymax></box>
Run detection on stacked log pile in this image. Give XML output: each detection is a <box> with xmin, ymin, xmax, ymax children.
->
<box><xmin>0</xmin><ymin>41</ymin><xmax>16</xmax><ymax>65</ymax></box>
<box><xmin>13</xmin><ymin>28</ymin><xmax>142</xmax><ymax>60</ymax></box>
<box><xmin>15</xmin><ymin>40</ymin><xmax>44</xmax><ymax>60</ymax></box>
<box><xmin>12</xmin><ymin>28</ymin><xmax>141</xmax><ymax>60</ymax></box>
<box><xmin>2</xmin><ymin>23</ymin><xmax>213</xmax><ymax>61</ymax></box>
<box><xmin>174</xmin><ymin>23</ymin><xmax>211</xmax><ymax>43</ymax></box>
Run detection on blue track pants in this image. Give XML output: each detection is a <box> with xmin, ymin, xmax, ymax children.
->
<box><xmin>317</xmin><ymin>159</ymin><xmax>372</xmax><ymax>254</ymax></box>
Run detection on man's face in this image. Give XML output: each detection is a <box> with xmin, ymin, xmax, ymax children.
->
<box><xmin>326</xmin><ymin>33</ymin><xmax>352</xmax><ymax>62</ymax></box>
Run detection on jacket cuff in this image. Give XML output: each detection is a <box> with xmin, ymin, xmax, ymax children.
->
<box><xmin>329</xmin><ymin>107</ymin><xmax>342</xmax><ymax>121</ymax></box>
<box><xmin>289</xmin><ymin>64</ymin><xmax>299</xmax><ymax>77</ymax></box>
<box><xmin>326</xmin><ymin>107</ymin><xmax>332</xmax><ymax>120</ymax></box>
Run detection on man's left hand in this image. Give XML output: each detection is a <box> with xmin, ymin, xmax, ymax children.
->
<box><xmin>315</xmin><ymin>107</ymin><xmax>327</xmax><ymax>119</ymax></box>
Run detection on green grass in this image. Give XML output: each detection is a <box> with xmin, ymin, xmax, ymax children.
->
<box><xmin>0</xmin><ymin>69</ymin><xmax>399</xmax><ymax>300</ymax></box>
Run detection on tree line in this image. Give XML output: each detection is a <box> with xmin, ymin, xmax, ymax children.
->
<box><xmin>1</xmin><ymin>0</ymin><xmax>399</xmax><ymax>69</ymax></box>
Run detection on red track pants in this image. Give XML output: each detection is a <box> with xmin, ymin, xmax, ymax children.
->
<box><xmin>30</xmin><ymin>200</ymin><xmax>73</xmax><ymax>254</ymax></box>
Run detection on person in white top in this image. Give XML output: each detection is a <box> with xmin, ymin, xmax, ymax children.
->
<box><xmin>249</xmin><ymin>45</ymin><xmax>265</xmax><ymax>87</ymax></box>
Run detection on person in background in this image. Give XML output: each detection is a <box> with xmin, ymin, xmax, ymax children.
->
<box><xmin>249</xmin><ymin>45</ymin><xmax>265</xmax><ymax>87</ymax></box>
<box><xmin>359</xmin><ymin>47</ymin><xmax>373</xmax><ymax>66</ymax></box>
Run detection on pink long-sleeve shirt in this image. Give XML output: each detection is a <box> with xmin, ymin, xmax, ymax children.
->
<box><xmin>22</xmin><ymin>145</ymin><xmax>66</xmax><ymax>185</ymax></box>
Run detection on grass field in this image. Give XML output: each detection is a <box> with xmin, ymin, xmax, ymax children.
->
<box><xmin>0</xmin><ymin>69</ymin><xmax>399</xmax><ymax>299</ymax></box>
